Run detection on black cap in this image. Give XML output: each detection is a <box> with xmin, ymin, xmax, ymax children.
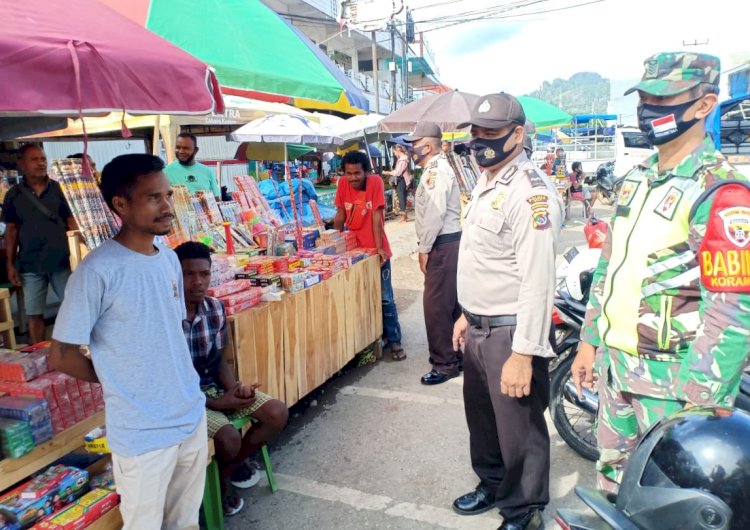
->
<box><xmin>404</xmin><ymin>121</ymin><xmax>443</xmax><ymax>142</ymax></box>
<box><xmin>458</xmin><ymin>92</ymin><xmax>526</xmax><ymax>129</ymax></box>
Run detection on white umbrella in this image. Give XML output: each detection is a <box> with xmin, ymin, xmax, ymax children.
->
<box><xmin>229</xmin><ymin>113</ymin><xmax>343</xmax><ymax>146</ymax></box>
<box><xmin>333</xmin><ymin>114</ymin><xmax>389</xmax><ymax>143</ymax></box>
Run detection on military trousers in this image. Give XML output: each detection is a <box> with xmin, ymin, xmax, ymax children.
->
<box><xmin>423</xmin><ymin>239</ymin><xmax>462</xmax><ymax>374</ymax></box>
<box><xmin>596</xmin><ymin>363</ymin><xmax>684</xmax><ymax>493</ymax></box>
<box><xmin>463</xmin><ymin>322</ymin><xmax>550</xmax><ymax>519</ymax></box>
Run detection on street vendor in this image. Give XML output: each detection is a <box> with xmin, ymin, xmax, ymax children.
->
<box><xmin>165</xmin><ymin>132</ymin><xmax>221</xmax><ymax>199</ymax></box>
<box><xmin>175</xmin><ymin>241</ymin><xmax>288</xmax><ymax>517</ymax></box>
<box><xmin>334</xmin><ymin>150</ymin><xmax>406</xmax><ymax>361</ymax></box>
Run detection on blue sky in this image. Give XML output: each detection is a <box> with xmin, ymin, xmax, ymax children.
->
<box><xmin>409</xmin><ymin>0</ymin><xmax>750</xmax><ymax>118</ymax></box>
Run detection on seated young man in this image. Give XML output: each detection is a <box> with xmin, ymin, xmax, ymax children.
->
<box><xmin>175</xmin><ymin>241</ymin><xmax>289</xmax><ymax>516</ymax></box>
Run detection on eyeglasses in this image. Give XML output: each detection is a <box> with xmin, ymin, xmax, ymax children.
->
<box><xmin>187</xmin><ymin>175</ymin><xmax>196</xmax><ymax>183</ymax></box>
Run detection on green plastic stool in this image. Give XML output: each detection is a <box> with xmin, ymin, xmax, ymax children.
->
<box><xmin>202</xmin><ymin>454</ymin><xmax>224</xmax><ymax>530</ymax></box>
<box><xmin>231</xmin><ymin>416</ymin><xmax>278</xmax><ymax>493</ymax></box>
<box><xmin>201</xmin><ymin>418</ymin><xmax>278</xmax><ymax>530</ymax></box>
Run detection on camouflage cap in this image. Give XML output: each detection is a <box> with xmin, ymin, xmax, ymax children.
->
<box><xmin>624</xmin><ymin>52</ymin><xmax>721</xmax><ymax>96</ymax></box>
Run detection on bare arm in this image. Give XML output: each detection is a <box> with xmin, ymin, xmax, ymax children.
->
<box><xmin>216</xmin><ymin>353</ymin><xmax>237</xmax><ymax>393</ymax></box>
<box><xmin>48</xmin><ymin>339</ymin><xmax>99</xmax><ymax>383</ymax></box>
<box><xmin>5</xmin><ymin>222</ymin><xmax>18</xmax><ymax>267</ymax></box>
<box><xmin>372</xmin><ymin>207</ymin><xmax>386</xmax><ymax>264</ymax></box>
<box><xmin>4</xmin><ymin>222</ymin><xmax>20</xmax><ymax>286</ymax></box>
<box><xmin>334</xmin><ymin>206</ymin><xmax>346</xmax><ymax>231</ymax></box>
<box><xmin>66</xmin><ymin>216</ymin><xmax>78</xmax><ymax>231</ymax></box>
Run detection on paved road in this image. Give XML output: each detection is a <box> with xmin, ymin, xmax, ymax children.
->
<box><xmin>228</xmin><ymin>204</ymin><xmax>611</xmax><ymax>530</ymax></box>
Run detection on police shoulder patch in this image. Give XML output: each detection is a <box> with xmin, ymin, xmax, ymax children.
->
<box><xmin>526</xmin><ymin>193</ymin><xmax>550</xmax><ymax>230</ymax></box>
<box><xmin>525</xmin><ymin>169</ymin><xmax>547</xmax><ymax>189</ymax></box>
<box><xmin>423</xmin><ymin>168</ymin><xmax>438</xmax><ymax>189</ymax></box>
<box><xmin>698</xmin><ymin>183</ymin><xmax>750</xmax><ymax>292</ymax></box>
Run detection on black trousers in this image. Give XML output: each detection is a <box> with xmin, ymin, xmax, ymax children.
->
<box><xmin>394</xmin><ymin>176</ymin><xmax>408</xmax><ymax>214</ymax></box>
<box><xmin>463</xmin><ymin>323</ymin><xmax>550</xmax><ymax>519</ymax></box>
<box><xmin>423</xmin><ymin>239</ymin><xmax>462</xmax><ymax>373</ymax></box>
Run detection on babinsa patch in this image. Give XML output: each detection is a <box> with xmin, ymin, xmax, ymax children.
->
<box><xmin>699</xmin><ymin>183</ymin><xmax>750</xmax><ymax>292</ymax></box>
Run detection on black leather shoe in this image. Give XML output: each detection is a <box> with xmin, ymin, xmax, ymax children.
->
<box><xmin>452</xmin><ymin>483</ymin><xmax>497</xmax><ymax>515</ymax></box>
<box><xmin>421</xmin><ymin>370</ymin><xmax>458</xmax><ymax>385</ymax></box>
<box><xmin>498</xmin><ymin>510</ymin><xmax>544</xmax><ymax>530</ymax></box>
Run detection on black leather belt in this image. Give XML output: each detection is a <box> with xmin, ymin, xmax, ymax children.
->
<box><xmin>433</xmin><ymin>231</ymin><xmax>462</xmax><ymax>247</ymax></box>
<box><xmin>463</xmin><ymin>310</ymin><xmax>517</xmax><ymax>329</ymax></box>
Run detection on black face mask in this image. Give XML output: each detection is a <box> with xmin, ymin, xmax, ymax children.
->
<box><xmin>637</xmin><ymin>98</ymin><xmax>700</xmax><ymax>146</ymax></box>
<box><xmin>470</xmin><ymin>129</ymin><xmax>517</xmax><ymax>167</ymax></box>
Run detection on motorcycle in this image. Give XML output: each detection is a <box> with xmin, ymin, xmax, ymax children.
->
<box><xmin>548</xmin><ymin>217</ymin><xmax>607</xmax><ymax>460</ymax></box>
<box><xmin>589</xmin><ymin>161</ymin><xmax>622</xmax><ymax>206</ymax></box>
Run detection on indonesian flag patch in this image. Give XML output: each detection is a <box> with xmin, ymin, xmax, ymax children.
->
<box><xmin>699</xmin><ymin>183</ymin><xmax>750</xmax><ymax>292</ymax></box>
<box><xmin>650</xmin><ymin>114</ymin><xmax>677</xmax><ymax>137</ymax></box>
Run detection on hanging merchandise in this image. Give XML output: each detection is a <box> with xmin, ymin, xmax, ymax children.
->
<box><xmin>51</xmin><ymin>159</ymin><xmax>120</xmax><ymax>249</ymax></box>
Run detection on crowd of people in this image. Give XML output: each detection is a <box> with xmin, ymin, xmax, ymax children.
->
<box><xmin>1</xmin><ymin>49</ymin><xmax>749</xmax><ymax>530</ymax></box>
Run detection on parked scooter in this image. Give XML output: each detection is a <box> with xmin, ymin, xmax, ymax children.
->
<box><xmin>589</xmin><ymin>161</ymin><xmax>622</xmax><ymax>206</ymax></box>
<box><xmin>549</xmin><ymin>217</ymin><xmax>607</xmax><ymax>461</ymax></box>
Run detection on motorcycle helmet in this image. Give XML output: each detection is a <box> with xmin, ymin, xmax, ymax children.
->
<box><xmin>575</xmin><ymin>407</ymin><xmax>750</xmax><ymax>530</ymax></box>
<box><xmin>563</xmin><ymin>247</ymin><xmax>600</xmax><ymax>301</ymax></box>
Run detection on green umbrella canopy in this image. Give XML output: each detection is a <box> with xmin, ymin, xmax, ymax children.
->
<box><xmin>100</xmin><ymin>0</ymin><xmax>368</xmax><ymax>109</ymax></box>
<box><xmin>517</xmin><ymin>96</ymin><xmax>572</xmax><ymax>130</ymax></box>
<box><xmin>237</xmin><ymin>143</ymin><xmax>314</xmax><ymax>161</ymax></box>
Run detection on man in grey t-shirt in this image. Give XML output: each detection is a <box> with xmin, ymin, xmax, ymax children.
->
<box><xmin>49</xmin><ymin>154</ymin><xmax>206</xmax><ymax>530</ymax></box>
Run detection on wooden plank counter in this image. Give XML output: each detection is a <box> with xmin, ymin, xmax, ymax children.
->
<box><xmin>228</xmin><ymin>256</ymin><xmax>382</xmax><ymax>406</ymax></box>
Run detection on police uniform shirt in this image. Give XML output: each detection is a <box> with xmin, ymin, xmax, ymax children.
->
<box><xmin>457</xmin><ymin>151</ymin><xmax>563</xmax><ymax>357</ymax></box>
<box><xmin>415</xmin><ymin>153</ymin><xmax>462</xmax><ymax>254</ymax></box>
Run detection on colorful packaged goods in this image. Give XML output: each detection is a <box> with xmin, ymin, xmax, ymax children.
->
<box><xmin>0</xmin><ymin>397</ymin><xmax>53</xmax><ymax>445</ymax></box>
<box><xmin>303</xmin><ymin>272</ymin><xmax>321</xmax><ymax>288</ymax></box>
<box><xmin>31</xmin><ymin>488</ymin><xmax>119</xmax><ymax>530</ymax></box>
<box><xmin>207</xmin><ymin>280</ymin><xmax>253</xmax><ymax>298</ymax></box>
<box><xmin>35</xmin><ymin>374</ymin><xmax>77</xmax><ymax>431</ymax></box>
<box><xmin>0</xmin><ymin>418</ymin><xmax>35</xmax><ymax>459</ymax></box>
<box><xmin>0</xmin><ymin>351</ymin><xmax>49</xmax><ymax>382</ymax></box>
<box><xmin>272</xmin><ymin>257</ymin><xmax>290</xmax><ymax>273</ymax></box>
<box><xmin>249</xmin><ymin>274</ymin><xmax>281</xmax><ymax>288</ymax></box>
<box><xmin>218</xmin><ymin>288</ymin><xmax>263</xmax><ymax>316</ymax></box>
<box><xmin>0</xmin><ymin>466</ymin><xmax>88</xmax><ymax>529</ymax></box>
<box><xmin>278</xmin><ymin>273</ymin><xmax>305</xmax><ymax>293</ymax></box>
<box><xmin>0</xmin><ymin>379</ymin><xmax>63</xmax><ymax>435</ymax></box>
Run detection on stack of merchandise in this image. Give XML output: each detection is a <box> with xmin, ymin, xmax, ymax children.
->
<box><xmin>207</xmin><ymin>281</ymin><xmax>263</xmax><ymax>317</ymax></box>
<box><xmin>0</xmin><ymin>396</ymin><xmax>54</xmax><ymax>448</ymax></box>
<box><xmin>445</xmin><ymin>151</ymin><xmax>481</xmax><ymax>197</ymax></box>
<box><xmin>33</xmin><ymin>487</ymin><xmax>119</xmax><ymax>530</ymax></box>
<box><xmin>0</xmin><ymin>464</ymin><xmax>108</xmax><ymax>529</ymax></box>
<box><xmin>343</xmin><ymin>232</ymin><xmax>358</xmax><ymax>251</ymax></box>
<box><xmin>0</xmin><ymin>343</ymin><xmax>104</xmax><ymax>459</ymax></box>
<box><xmin>51</xmin><ymin>159</ymin><xmax>120</xmax><ymax>250</ymax></box>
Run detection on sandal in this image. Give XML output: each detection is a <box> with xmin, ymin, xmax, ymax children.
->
<box><xmin>390</xmin><ymin>345</ymin><xmax>407</xmax><ymax>361</ymax></box>
<box><xmin>223</xmin><ymin>495</ymin><xmax>245</xmax><ymax>517</ymax></box>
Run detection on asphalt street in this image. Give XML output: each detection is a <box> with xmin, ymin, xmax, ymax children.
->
<box><xmin>227</xmin><ymin>202</ymin><xmax>612</xmax><ymax>530</ymax></box>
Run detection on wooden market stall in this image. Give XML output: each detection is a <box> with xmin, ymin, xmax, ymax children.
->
<box><xmin>229</xmin><ymin>256</ymin><xmax>381</xmax><ymax>405</ymax></box>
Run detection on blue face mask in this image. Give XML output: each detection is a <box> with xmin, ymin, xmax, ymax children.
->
<box><xmin>637</xmin><ymin>98</ymin><xmax>700</xmax><ymax>146</ymax></box>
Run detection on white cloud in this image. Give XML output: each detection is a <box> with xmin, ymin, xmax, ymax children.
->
<box><xmin>411</xmin><ymin>0</ymin><xmax>750</xmax><ymax>100</ymax></box>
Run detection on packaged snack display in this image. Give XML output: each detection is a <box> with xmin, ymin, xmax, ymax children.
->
<box><xmin>82</xmin><ymin>427</ymin><xmax>109</xmax><ymax>454</ymax></box>
<box><xmin>0</xmin><ymin>418</ymin><xmax>35</xmax><ymax>459</ymax></box>
<box><xmin>0</xmin><ymin>397</ymin><xmax>53</xmax><ymax>445</ymax></box>
<box><xmin>0</xmin><ymin>351</ymin><xmax>49</xmax><ymax>383</ymax></box>
<box><xmin>0</xmin><ymin>466</ymin><xmax>88</xmax><ymax>529</ymax></box>
<box><xmin>31</xmin><ymin>488</ymin><xmax>118</xmax><ymax>530</ymax></box>
<box><xmin>207</xmin><ymin>280</ymin><xmax>253</xmax><ymax>298</ymax></box>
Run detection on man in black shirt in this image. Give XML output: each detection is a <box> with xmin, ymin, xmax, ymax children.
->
<box><xmin>2</xmin><ymin>144</ymin><xmax>76</xmax><ymax>344</ymax></box>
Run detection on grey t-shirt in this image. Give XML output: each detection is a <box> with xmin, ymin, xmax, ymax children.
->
<box><xmin>52</xmin><ymin>239</ymin><xmax>205</xmax><ymax>456</ymax></box>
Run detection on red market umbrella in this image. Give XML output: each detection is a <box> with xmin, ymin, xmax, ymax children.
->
<box><xmin>0</xmin><ymin>0</ymin><xmax>224</xmax><ymax>138</ymax></box>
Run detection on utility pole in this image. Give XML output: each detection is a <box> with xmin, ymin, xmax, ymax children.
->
<box><xmin>402</xmin><ymin>29</ymin><xmax>408</xmax><ymax>106</ymax></box>
<box><xmin>371</xmin><ymin>31</ymin><xmax>380</xmax><ymax>114</ymax></box>
<box><xmin>390</xmin><ymin>21</ymin><xmax>397</xmax><ymax>111</ymax></box>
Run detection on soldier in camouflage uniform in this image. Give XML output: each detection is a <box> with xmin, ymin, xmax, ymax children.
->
<box><xmin>571</xmin><ymin>52</ymin><xmax>750</xmax><ymax>492</ymax></box>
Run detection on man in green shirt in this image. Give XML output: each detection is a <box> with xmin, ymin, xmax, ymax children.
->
<box><xmin>165</xmin><ymin>133</ymin><xmax>221</xmax><ymax>198</ymax></box>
